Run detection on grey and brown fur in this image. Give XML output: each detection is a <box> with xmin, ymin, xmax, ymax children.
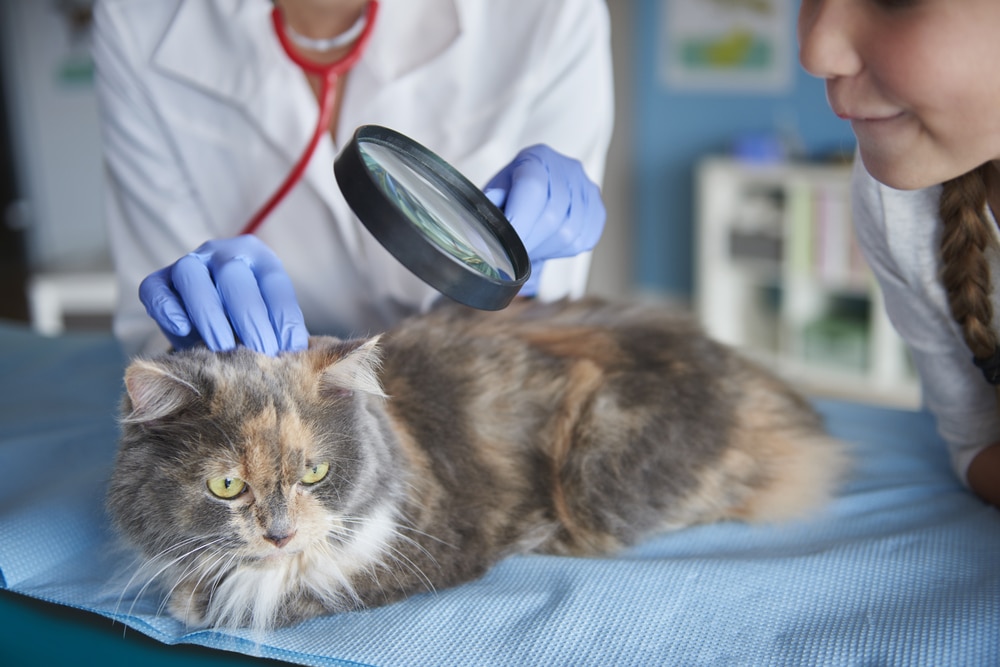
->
<box><xmin>108</xmin><ymin>298</ymin><xmax>847</xmax><ymax>631</ymax></box>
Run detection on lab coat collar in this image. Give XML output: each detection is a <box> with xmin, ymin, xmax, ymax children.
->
<box><xmin>154</xmin><ymin>0</ymin><xmax>273</xmax><ymax>105</ymax></box>
<box><xmin>151</xmin><ymin>0</ymin><xmax>462</xmax><ymax>220</ymax></box>
<box><xmin>362</xmin><ymin>0</ymin><xmax>461</xmax><ymax>85</ymax></box>
<box><xmin>153</xmin><ymin>0</ymin><xmax>462</xmax><ymax>103</ymax></box>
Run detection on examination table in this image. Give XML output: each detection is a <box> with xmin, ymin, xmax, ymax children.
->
<box><xmin>1</xmin><ymin>321</ymin><xmax>997</xmax><ymax>666</ymax></box>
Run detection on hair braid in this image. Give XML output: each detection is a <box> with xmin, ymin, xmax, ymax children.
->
<box><xmin>938</xmin><ymin>164</ymin><xmax>1000</xmax><ymax>384</ymax></box>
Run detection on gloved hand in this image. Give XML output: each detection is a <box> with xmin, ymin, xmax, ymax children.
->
<box><xmin>139</xmin><ymin>235</ymin><xmax>309</xmax><ymax>355</ymax></box>
<box><xmin>483</xmin><ymin>144</ymin><xmax>606</xmax><ymax>296</ymax></box>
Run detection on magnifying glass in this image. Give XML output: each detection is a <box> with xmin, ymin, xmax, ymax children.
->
<box><xmin>333</xmin><ymin>125</ymin><xmax>530</xmax><ymax>311</ymax></box>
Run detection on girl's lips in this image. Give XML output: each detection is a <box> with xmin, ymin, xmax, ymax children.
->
<box><xmin>836</xmin><ymin>110</ymin><xmax>905</xmax><ymax>122</ymax></box>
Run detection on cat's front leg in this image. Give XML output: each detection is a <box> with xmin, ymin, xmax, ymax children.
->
<box><xmin>273</xmin><ymin>595</ymin><xmax>331</xmax><ymax>628</ymax></box>
<box><xmin>167</xmin><ymin>578</ymin><xmax>211</xmax><ymax>628</ymax></box>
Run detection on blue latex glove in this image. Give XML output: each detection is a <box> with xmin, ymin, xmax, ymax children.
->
<box><xmin>483</xmin><ymin>145</ymin><xmax>605</xmax><ymax>296</ymax></box>
<box><xmin>139</xmin><ymin>235</ymin><xmax>309</xmax><ymax>355</ymax></box>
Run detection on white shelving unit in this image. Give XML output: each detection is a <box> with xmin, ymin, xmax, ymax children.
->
<box><xmin>28</xmin><ymin>271</ymin><xmax>117</xmax><ymax>335</ymax></box>
<box><xmin>694</xmin><ymin>157</ymin><xmax>920</xmax><ymax>408</ymax></box>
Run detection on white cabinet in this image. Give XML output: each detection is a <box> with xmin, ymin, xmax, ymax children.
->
<box><xmin>694</xmin><ymin>157</ymin><xmax>920</xmax><ymax>408</ymax></box>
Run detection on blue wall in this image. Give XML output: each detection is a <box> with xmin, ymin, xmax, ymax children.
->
<box><xmin>632</xmin><ymin>0</ymin><xmax>856</xmax><ymax>299</ymax></box>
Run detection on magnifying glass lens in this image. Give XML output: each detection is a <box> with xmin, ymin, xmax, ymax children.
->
<box><xmin>358</xmin><ymin>142</ymin><xmax>516</xmax><ymax>280</ymax></box>
<box><xmin>334</xmin><ymin>125</ymin><xmax>529</xmax><ymax>310</ymax></box>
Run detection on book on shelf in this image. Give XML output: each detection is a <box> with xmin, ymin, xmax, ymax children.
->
<box><xmin>786</xmin><ymin>181</ymin><xmax>870</xmax><ymax>291</ymax></box>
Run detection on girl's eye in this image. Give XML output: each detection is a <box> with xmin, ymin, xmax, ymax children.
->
<box><xmin>301</xmin><ymin>462</ymin><xmax>330</xmax><ymax>486</ymax></box>
<box><xmin>207</xmin><ymin>476</ymin><xmax>247</xmax><ymax>499</ymax></box>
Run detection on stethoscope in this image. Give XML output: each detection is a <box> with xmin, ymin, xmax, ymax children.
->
<box><xmin>241</xmin><ymin>1</ymin><xmax>380</xmax><ymax>235</ymax></box>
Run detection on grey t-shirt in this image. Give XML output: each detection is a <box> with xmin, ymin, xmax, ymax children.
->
<box><xmin>852</xmin><ymin>157</ymin><xmax>1000</xmax><ymax>484</ymax></box>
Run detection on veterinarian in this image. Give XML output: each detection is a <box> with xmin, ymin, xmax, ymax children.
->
<box><xmin>93</xmin><ymin>0</ymin><xmax>613</xmax><ymax>357</ymax></box>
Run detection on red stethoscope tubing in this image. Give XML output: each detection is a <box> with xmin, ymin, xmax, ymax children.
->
<box><xmin>241</xmin><ymin>1</ymin><xmax>380</xmax><ymax>236</ymax></box>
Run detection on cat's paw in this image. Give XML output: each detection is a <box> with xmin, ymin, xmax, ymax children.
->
<box><xmin>167</xmin><ymin>581</ymin><xmax>210</xmax><ymax>627</ymax></box>
<box><xmin>273</xmin><ymin>596</ymin><xmax>330</xmax><ymax>627</ymax></box>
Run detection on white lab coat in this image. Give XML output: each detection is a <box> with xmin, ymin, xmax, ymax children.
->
<box><xmin>92</xmin><ymin>0</ymin><xmax>614</xmax><ymax>356</ymax></box>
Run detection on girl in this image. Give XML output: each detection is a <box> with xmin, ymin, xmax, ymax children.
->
<box><xmin>797</xmin><ymin>0</ymin><xmax>1000</xmax><ymax>507</ymax></box>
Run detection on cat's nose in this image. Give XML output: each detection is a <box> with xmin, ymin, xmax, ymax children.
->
<box><xmin>263</xmin><ymin>531</ymin><xmax>296</xmax><ymax>549</ymax></box>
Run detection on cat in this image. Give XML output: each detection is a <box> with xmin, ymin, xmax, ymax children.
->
<box><xmin>107</xmin><ymin>297</ymin><xmax>847</xmax><ymax>632</ymax></box>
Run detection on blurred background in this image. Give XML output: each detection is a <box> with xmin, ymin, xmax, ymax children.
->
<box><xmin>0</xmin><ymin>0</ymin><xmax>917</xmax><ymax>407</ymax></box>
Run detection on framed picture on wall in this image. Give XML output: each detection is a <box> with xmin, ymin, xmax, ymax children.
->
<box><xmin>660</xmin><ymin>0</ymin><xmax>793</xmax><ymax>93</ymax></box>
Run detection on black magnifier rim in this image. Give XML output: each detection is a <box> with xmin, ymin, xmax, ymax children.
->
<box><xmin>333</xmin><ymin>125</ymin><xmax>530</xmax><ymax>311</ymax></box>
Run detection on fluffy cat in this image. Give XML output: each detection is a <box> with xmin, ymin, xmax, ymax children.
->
<box><xmin>108</xmin><ymin>298</ymin><xmax>847</xmax><ymax>631</ymax></box>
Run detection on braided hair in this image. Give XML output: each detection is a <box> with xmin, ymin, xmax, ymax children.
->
<box><xmin>938</xmin><ymin>164</ymin><xmax>1000</xmax><ymax>386</ymax></box>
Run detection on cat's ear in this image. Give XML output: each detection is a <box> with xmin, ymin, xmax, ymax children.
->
<box><xmin>315</xmin><ymin>336</ymin><xmax>387</xmax><ymax>398</ymax></box>
<box><xmin>123</xmin><ymin>360</ymin><xmax>201</xmax><ymax>422</ymax></box>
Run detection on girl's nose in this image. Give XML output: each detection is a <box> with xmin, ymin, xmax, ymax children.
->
<box><xmin>797</xmin><ymin>0</ymin><xmax>863</xmax><ymax>79</ymax></box>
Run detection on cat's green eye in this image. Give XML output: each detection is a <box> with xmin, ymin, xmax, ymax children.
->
<box><xmin>207</xmin><ymin>476</ymin><xmax>247</xmax><ymax>499</ymax></box>
<box><xmin>301</xmin><ymin>462</ymin><xmax>330</xmax><ymax>486</ymax></box>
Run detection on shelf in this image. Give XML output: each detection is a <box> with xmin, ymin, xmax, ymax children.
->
<box><xmin>28</xmin><ymin>271</ymin><xmax>117</xmax><ymax>335</ymax></box>
<box><xmin>694</xmin><ymin>157</ymin><xmax>920</xmax><ymax>409</ymax></box>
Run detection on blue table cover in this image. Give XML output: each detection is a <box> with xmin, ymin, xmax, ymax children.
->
<box><xmin>1</xmin><ymin>322</ymin><xmax>998</xmax><ymax>666</ymax></box>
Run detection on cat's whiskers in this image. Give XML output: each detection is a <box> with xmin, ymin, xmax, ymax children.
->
<box><xmin>323</xmin><ymin>516</ymin><xmax>358</xmax><ymax>543</ymax></box>
<box><xmin>303</xmin><ymin>536</ymin><xmax>363</xmax><ymax>608</ymax></box>
<box><xmin>113</xmin><ymin>534</ymin><xmax>210</xmax><ymax>614</ymax></box>
<box><xmin>205</xmin><ymin>539</ymin><xmax>366</xmax><ymax>631</ymax></box>
<box><xmin>389</xmin><ymin>520</ymin><xmax>455</xmax><ymax>549</ymax></box>
<box><xmin>334</xmin><ymin>514</ymin><xmax>440</xmax><ymax>595</ymax></box>
<box><xmin>121</xmin><ymin>536</ymin><xmax>230</xmax><ymax>619</ymax></box>
<box><xmin>126</xmin><ymin>543</ymin><xmax>230</xmax><ymax>619</ymax></box>
<box><xmin>155</xmin><ymin>546</ymin><xmax>219</xmax><ymax>618</ymax></box>
<box><xmin>369</xmin><ymin>538</ymin><xmax>437</xmax><ymax>596</ymax></box>
<box><xmin>340</xmin><ymin>512</ymin><xmax>451</xmax><ymax>557</ymax></box>
<box><xmin>201</xmin><ymin>550</ymin><xmax>245</xmax><ymax>627</ymax></box>
<box><xmin>391</xmin><ymin>477</ymin><xmax>454</xmax><ymax>541</ymax></box>
<box><xmin>159</xmin><ymin>544</ymin><xmax>233</xmax><ymax>620</ymax></box>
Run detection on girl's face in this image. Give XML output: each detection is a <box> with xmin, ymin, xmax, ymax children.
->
<box><xmin>798</xmin><ymin>0</ymin><xmax>1000</xmax><ymax>190</ymax></box>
